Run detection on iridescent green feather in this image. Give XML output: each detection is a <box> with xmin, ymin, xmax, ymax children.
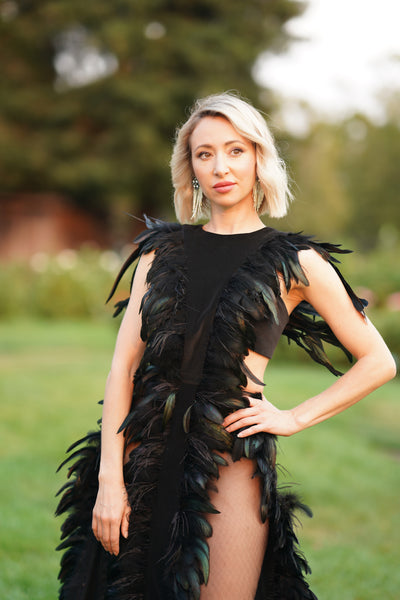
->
<box><xmin>162</xmin><ymin>392</ymin><xmax>176</xmax><ymax>429</ymax></box>
<box><xmin>201</xmin><ymin>403</ymin><xmax>224</xmax><ymax>424</ymax></box>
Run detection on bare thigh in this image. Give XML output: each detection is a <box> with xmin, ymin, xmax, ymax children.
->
<box><xmin>200</xmin><ymin>453</ymin><xmax>268</xmax><ymax>600</ymax></box>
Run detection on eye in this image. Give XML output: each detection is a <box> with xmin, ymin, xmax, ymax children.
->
<box><xmin>231</xmin><ymin>147</ymin><xmax>244</xmax><ymax>156</ymax></box>
<box><xmin>197</xmin><ymin>151</ymin><xmax>211</xmax><ymax>160</ymax></box>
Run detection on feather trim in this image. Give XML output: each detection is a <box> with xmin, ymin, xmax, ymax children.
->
<box><xmin>57</xmin><ymin>219</ymin><xmax>366</xmax><ymax>599</ymax></box>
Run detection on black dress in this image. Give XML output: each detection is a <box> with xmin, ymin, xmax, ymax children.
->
<box><xmin>56</xmin><ymin>218</ymin><xmax>366</xmax><ymax>600</ymax></box>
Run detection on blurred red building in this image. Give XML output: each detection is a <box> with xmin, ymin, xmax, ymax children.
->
<box><xmin>0</xmin><ymin>194</ymin><xmax>110</xmax><ymax>261</ymax></box>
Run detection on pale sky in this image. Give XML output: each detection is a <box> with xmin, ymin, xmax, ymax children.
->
<box><xmin>254</xmin><ymin>0</ymin><xmax>400</xmax><ymax>128</ymax></box>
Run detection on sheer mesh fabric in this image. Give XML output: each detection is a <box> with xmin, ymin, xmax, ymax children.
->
<box><xmin>200</xmin><ymin>454</ymin><xmax>268</xmax><ymax>600</ymax></box>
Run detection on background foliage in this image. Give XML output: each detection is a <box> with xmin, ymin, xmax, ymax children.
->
<box><xmin>0</xmin><ymin>0</ymin><xmax>303</xmax><ymax>238</ymax></box>
<box><xmin>1</xmin><ymin>1</ymin><xmax>399</xmax><ymax>248</ymax></box>
<box><xmin>278</xmin><ymin>101</ymin><xmax>400</xmax><ymax>250</ymax></box>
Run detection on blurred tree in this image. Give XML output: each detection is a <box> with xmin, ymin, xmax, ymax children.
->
<box><xmin>0</xmin><ymin>0</ymin><xmax>304</xmax><ymax>243</ymax></box>
<box><xmin>278</xmin><ymin>94</ymin><xmax>400</xmax><ymax>250</ymax></box>
<box><xmin>339</xmin><ymin>111</ymin><xmax>400</xmax><ymax>250</ymax></box>
<box><xmin>279</xmin><ymin>121</ymin><xmax>350</xmax><ymax>240</ymax></box>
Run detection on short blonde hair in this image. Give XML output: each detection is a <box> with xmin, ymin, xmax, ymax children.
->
<box><xmin>170</xmin><ymin>92</ymin><xmax>292</xmax><ymax>223</ymax></box>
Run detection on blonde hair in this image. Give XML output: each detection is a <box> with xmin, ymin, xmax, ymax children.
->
<box><xmin>170</xmin><ymin>92</ymin><xmax>293</xmax><ymax>223</ymax></box>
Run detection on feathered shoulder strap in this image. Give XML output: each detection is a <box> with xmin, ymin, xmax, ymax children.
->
<box><xmin>106</xmin><ymin>215</ymin><xmax>183</xmax><ymax>316</ymax></box>
<box><xmin>106</xmin><ymin>218</ymin><xmax>367</xmax><ymax>376</ymax></box>
<box><xmin>258</xmin><ymin>230</ymin><xmax>367</xmax><ymax>375</ymax></box>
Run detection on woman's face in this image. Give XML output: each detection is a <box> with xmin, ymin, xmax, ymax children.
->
<box><xmin>190</xmin><ymin>116</ymin><xmax>257</xmax><ymax>214</ymax></box>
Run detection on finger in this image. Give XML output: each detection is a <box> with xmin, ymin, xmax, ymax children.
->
<box><xmin>97</xmin><ymin>518</ymin><xmax>109</xmax><ymax>553</ymax></box>
<box><xmin>223</xmin><ymin>408</ymin><xmax>251</xmax><ymax>425</ymax></box>
<box><xmin>106</xmin><ymin>520</ymin><xmax>118</xmax><ymax>555</ymax></box>
<box><xmin>224</xmin><ymin>408</ymin><xmax>262</xmax><ymax>428</ymax></box>
<box><xmin>98</xmin><ymin>515</ymin><xmax>108</xmax><ymax>551</ymax></box>
<box><xmin>249</xmin><ymin>396</ymin><xmax>275</xmax><ymax>412</ymax></box>
<box><xmin>99</xmin><ymin>514</ymin><xmax>115</xmax><ymax>554</ymax></box>
<box><xmin>92</xmin><ymin>514</ymin><xmax>99</xmax><ymax>541</ymax></box>
<box><xmin>248</xmin><ymin>397</ymin><xmax>265</xmax><ymax>407</ymax></box>
<box><xmin>225</xmin><ymin>415</ymin><xmax>261</xmax><ymax>432</ymax></box>
<box><xmin>223</xmin><ymin>407</ymin><xmax>258</xmax><ymax>427</ymax></box>
<box><xmin>93</xmin><ymin>508</ymin><xmax>105</xmax><ymax>544</ymax></box>
<box><xmin>121</xmin><ymin>507</ymin><xmax>131</xmax><ymax>539</ymax></box>
<box><xmin>237</xmin><ymin>424</ymin><xmax>264</xmax><ymax>437</ymax></box>
<box><xmin>110</xmin><ymin>520</ymin><xmax>121</xmax><ymax>556</ymax></box>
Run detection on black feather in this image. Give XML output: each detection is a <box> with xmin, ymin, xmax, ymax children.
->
<box><xmin>57</xmin><ymin>220</ymin><xmax>364</xmax><ymax>599</ymax></box>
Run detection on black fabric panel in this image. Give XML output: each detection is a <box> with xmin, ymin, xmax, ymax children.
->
<box><xmin>145</xmin><ymin>382</ymin><xmax>196</xmax><ymax>600</ymax></box>
<box><xmin>253</xmin><ymin>297</ymin><xmax>289</xmax><ymax>358</ymax></box>
<box><xmin>181</xmin><ymin>225</ymin><xmax>271</xmax><ymax>384</ymax></box>
<box><xmin>145</xmin><ymin>225</ymin><xmax>273</xmax><ymax>598</ymax></box>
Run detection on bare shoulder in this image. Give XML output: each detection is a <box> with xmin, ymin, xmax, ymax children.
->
<box><xmin>295</xmin><ymin>248</ymin><xmax>343</xmax><ymax>295</ymax></box>
<box><xmin>297</xmin><ymin>247</ymin><xmax>331</xmax><ymax>278</ymax></box>
<box><xmin>282</xmin><ymin>248</ymin><xmax>332</xmax><ymax>310</ymax></box>
<box><xmin>134</xmin><ymin>249</ymin><xmax>156</xmax><ymax>280</ymax></box>
<box><xmin>110</xmin><ymin>250</ymin><xmax>156</xmax><ymax>374</ymax></box>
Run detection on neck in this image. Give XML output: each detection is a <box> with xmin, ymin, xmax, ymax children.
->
<box><xmin>204</xmin><ymin>204</ymin><xmax>265</xmax><ymax>235</ymax></box>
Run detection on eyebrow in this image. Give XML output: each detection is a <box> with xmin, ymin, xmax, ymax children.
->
<box><xmin>193</xmin><ymin>140</ymin><xmax>246</xmax><ymax>152</ymax></box>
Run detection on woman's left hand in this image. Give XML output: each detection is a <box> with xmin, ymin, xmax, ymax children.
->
<box><xmin>223</xmin><ymin>395</ymin><xmax>300</xmax><ymax>438</ymax></box>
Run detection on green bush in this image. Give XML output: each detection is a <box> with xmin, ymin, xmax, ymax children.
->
<box><xmin>366</xmin><ymin>309</ymin><xmax>400</xmax><ymax>363</ymax></box>
<box><xmin>339</xmin><ymin>242</ymin><xmax>400</xmax><ymax>307</ymax></box>
<box><xmin>0</xmin><ymin>248</ymin><xmax>132</xmax><ymax>320</ymax></box>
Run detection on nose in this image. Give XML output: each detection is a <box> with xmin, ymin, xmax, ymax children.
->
<box><xmin>213</xmin><ymin>153</ymin><xmax>229</xmax><ymax>177</ymax></box>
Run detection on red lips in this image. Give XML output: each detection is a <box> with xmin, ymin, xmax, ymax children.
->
<box><xmin>213</xmin><ymin>181</ymin><xmax>235</xmax><ymax>189</ymax></box>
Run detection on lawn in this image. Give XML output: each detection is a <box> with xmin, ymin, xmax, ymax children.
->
<box><xmin>0</xmin><ymin>319</ymin><xmax>399</xmax><ymax>599</ymax></box>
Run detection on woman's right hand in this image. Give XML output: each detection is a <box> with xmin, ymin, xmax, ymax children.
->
<box><xmin>92</xmin><ymin>481</ymin><xmax>131</xmax><ymax>556</ymax></box>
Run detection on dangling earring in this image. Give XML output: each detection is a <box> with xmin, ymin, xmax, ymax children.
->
<box><xmin>253</xmin><ymin>178</ymin><xmax>264</xmax><ymax>213</ymax></box>
<box><xmin>191</xmin><ymin>176</ymin><xmax>203</xmax><ymax>221</ymax></box>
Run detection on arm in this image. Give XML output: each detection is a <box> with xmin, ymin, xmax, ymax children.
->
<box><xmin>92</xmin><ymin>250</ymin><xmax>154</xmax><ymax>555</ymax></box>
<box><xmin>223</xmin><ymin>249</ymin><xmax>396</xmax><ymax>437</ymax></box>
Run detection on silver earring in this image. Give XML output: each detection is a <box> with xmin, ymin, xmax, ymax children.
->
<box><xmin>191</xmin><ymin>177</ymin><xmax>203</xmax><ymax>221</ymax></box>
<box><xmin>253</xmin><ymin>178</ymin><xmax>264</xmax><ymax>213</ymax></box>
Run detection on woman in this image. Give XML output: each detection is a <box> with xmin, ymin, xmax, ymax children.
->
<box><xmin>56</xmin><ymin>93</ymin><xmax>396</xmax><ymax>600</ymax></box>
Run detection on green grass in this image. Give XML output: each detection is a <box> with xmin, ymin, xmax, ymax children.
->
<box><xmin>267</xmin><ymin>364</ymin><xmax>400</xmax><ymax>599</ymax></box>
<box><xmin>0</xmin><ymin>319</ymin><xmax>399</xmax><ymax>599</ymax></box>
